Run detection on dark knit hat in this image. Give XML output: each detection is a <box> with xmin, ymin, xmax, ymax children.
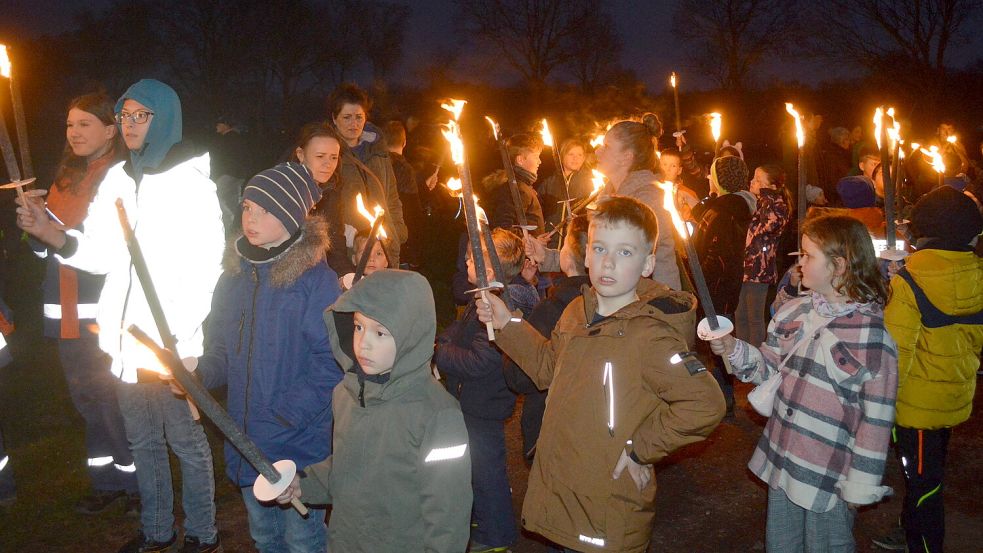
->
<box><xmin>836</xmin><ymin>176</ymin><xmax>876</xmax><ymax>208</ymax></box>
<box><xmin>243</xmin><ymin>162</ymin><xmax>320</xmax><ymax>235</ymax></box>
<box><xmin>911</xmin><ymin>186</ymin><xmax>983</xmax><ymax>245</ymax></box>
<box><xmin>712</xmin><ymin>156</ymin><xmax>749</xmax><ymax>193</ymax></box>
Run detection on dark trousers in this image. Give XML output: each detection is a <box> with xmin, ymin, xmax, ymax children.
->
<box><xmin>463</xmin><ymin>413</ymin><xmax>517</xmax><ymax>547</ymax></box>
<box><xmin>0</xmin><ymin>426</ymin><xmax>14</xmax><ymax>499</ymax></box>
<box><xmin>59</xmin><ymin>334</ymin><xmax>137</xmax><ymax>493</ymax></box>
<box><xmin>895</xmin><ymin>425</ymin><xmax>951</xmax><ymax>553</ymax></box>
<box><xmin>519</xmin><ymin>389</ymin><xmax>547</xmax><ymax>462</ymax></box>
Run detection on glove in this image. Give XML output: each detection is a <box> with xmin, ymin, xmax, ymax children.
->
<box><xmin>612</xmin><ymin>448</ymin><xmax>652</xmax><ymax>492</ymax></box>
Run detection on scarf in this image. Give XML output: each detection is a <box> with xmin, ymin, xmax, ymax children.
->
<box><xmin>46</xmin><ymin>150</ymin><xmax>118</xmax><ymax>338</ymax></box>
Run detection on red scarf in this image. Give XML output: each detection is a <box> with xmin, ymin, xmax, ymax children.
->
<box><xmin>46</xmin><ymin>149</ymin><xmax>118</xmax><ymax>338</ymax></box>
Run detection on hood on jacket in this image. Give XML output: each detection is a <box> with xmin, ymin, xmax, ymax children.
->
<box><xmin>582</xmin><ymin>277</ymin><xmax>698</xmax><ymax>347</ymax></box>
<box><xmin>351</xmin><ymin>121</ymin><xmax>387</xmax><ymax>162</ymax></box>
<box><xmin>116</xmin><ymin>79</ymin><xmax>183</xmax><ymax>180</ymax></box>
<box><xmin>904</xmin><ymin>249</ymin><xmax>983</xmax><ymax>317</ymax></box>
<box><xmin>325</xmin><ymin>270</ymin><xmax>436</xmax><ymax>392</ymax></box>
<box><xmin>224</xmin><ymin>216</ymin><xmax>331</xmax><ymax>288</ymax></box>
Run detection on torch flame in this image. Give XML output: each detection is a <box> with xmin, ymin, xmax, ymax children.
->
<box><xmin>920</xmin><ymin>146</ymin><xmax>945</xmax><ymax>175</ymax></box>
<box><xmin>656</xmin><ymin>181</ymin><xmax>689</xmax><ymax>239</ymax></box>
<box><xmin>670</xmin><ymin>72</ymin><xmax>677</xmax><ymax>88</ymax></box>
<box><xmin>873</xmin><ymin>107</ymin><xmax>884</xmax><ymax>150</ymax></box>
<box><xmin>441</xmin><ymin>121</ymin><xmax>465</xmax><ymax>167</ymax></box>
<box><xmin>484</xmin><ymin>116</ymin><xmax>500</xmax><ymax>140</ymax></box>
<box><xmin>946</xmin><ymin>135</ymin><xmax>957</xmax><ymax>144</ymax></box>
<box><xmin>888</xmin><ymin>117</ymin><xmax>901</xmax><ymax>145</ymax></box>
<box><xmin>709</xmin><ymin>113</ymin><xmax>722</xmax><ymax>142</ymax></box>
<box><xmin>0</xmin><ymin>45</ymin><xmax>10</xmax><ymax>79</ymax></box>
<box><xmin>440</xmin><ymin>98</ymin><xmax>466</xmax><ymax>121</ymax></box>
<box><xmin>910</xmin><ymin>142</ymin><xmax>920</xmax><ymax>151</ymax></box>
<box><xmin>355</xmin><ymin>193</ymin><xmax>388</xmax><ymax>239</ymax></box>
<box><xmin>445</xmin><ymin>176</ymin><xmax>463</xmax><ymax>197</ymax></box>
<box><xmin>590</xmin><ymin>133</ymin><xmax>605</xmax><ymax>149</ymax></box>
<box><xmin>591</xmin><ymin>169</ymin><xmax>605</xmax><ymax>194</ymax></box>
<box><xmin>540</xmin><ymin>119</ymin><xmax>555</xmax><ymax>148</ymax></box>
<box><xmin>785</xmin><ymin>103</ymin><xmax>804</xmax><ymax>148</ymax></box>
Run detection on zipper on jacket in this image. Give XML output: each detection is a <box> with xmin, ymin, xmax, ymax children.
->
<box><xmin>235</xmin><ymin>312</ymin><xmax>245</xmax><ymax>354</ymax></box>
<box><xmin>237</xmin><ymin>266</ymin><xmax>261</xmax><ymax>482</ymax></box>
<box><xmin>358</xmin><ymin>379</ymin><xmax>366</xmax><ymax>408</ymax></box>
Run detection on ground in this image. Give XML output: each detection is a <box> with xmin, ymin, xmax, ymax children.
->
<box><xmin>0</xmin><ymin>247</ymin><xmax>980</xmax><ymax>552</ymax></box>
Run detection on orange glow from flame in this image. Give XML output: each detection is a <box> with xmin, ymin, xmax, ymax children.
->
<box><xmin>440</xmin><ymin>98</ymin><xmax>466</xmax><ymax>121</ymax></box>
<box><xmin>785</xmin><ymin>103</ymin><xmax>804</xmax><ymax>148</ymax></box>
<box><xmin>656</xmin><ymin>181</ymin><xmax>688</xmax><ymax>239</ymax></box>
<box><xmin>355</xmin><ymin>193</ymin><xmax>387</xmax><ymax>239</ymax></box>
<box><xmin>539</xmin><ymin>119</ymin><xmax>555</xmax><ymax>148</ymax></box>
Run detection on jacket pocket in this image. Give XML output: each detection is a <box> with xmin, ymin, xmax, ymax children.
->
<box><xmin>827</xmin><ymin>342</ymin><xmax>869</xmax><ymax>400</ymax></box>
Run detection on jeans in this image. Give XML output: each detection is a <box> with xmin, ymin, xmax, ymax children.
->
<box><xmin>117</xmin><ymin>381</ymin><xmax>218</xmax><ymax>543</ymax></box>
<box><xmin>896</xmin><ymin>426</ymin><xmax>950</xmax><ymax>553</ymax></box>
<box><xmin>464</xmin><ymin>414</ymin><xmax>517</xmax><ymax>547</ymax></box>
<box><xmin>241</xmin><ymin>486</ymin><xmax>328</xmax><ymax>553</ymax></box>
<box><xmin>766</xmin><ymin>486</ymin><xmax>855</xmax><ymax>553</ymax></box>
<box><xmin>59</xmin><ymin>334</ymin><xmax>137</xmax><ymax>493</ymax></box>
<box><xmin>735</xmin><ymin>281</ymin><xmax>770</xmax><ymax>347</ymax></box>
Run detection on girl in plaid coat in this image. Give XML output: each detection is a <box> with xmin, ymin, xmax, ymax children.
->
<box><xmin>711</xmin><ymin>214</ymin><xmax>898</xmax><ymax>552</ymax></box>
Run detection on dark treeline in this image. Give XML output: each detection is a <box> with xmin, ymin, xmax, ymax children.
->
<box><xmin>3</xmin><ymin>0</ymin><xmax>983</xmax><ymax>185</ymax></box>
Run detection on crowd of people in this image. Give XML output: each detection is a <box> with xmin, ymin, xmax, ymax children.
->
<box><xmin>1</xmin><ymin>77</ymin><xmax>982</xmax><ymax>553</ymax></box>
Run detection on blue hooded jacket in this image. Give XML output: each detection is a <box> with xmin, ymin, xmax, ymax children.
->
<box><xmin>115</xmin><ymin>79</ymin><xmax>183</xmax><ymax>181</ymax></box>
<box><xmin>196</xmin><ymin>217</ymin><xmax>343</xmax><ymax>486</ymax></box>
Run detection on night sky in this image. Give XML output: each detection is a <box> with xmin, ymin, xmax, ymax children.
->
<box><xmin>0</xmin><ymin>0</ymin><xmax>858</xmax><ymax>90</ymax></box>
<box><xmin>7</xmin><ymin>0</ymin><xmax>983</xmax><ymax>91</ymax></box>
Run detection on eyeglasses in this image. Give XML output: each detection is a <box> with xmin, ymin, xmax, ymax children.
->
<box><xmin>115</xmin><ymin>110</ymin><xmax>154</xmax><ymax>125</ymax></box>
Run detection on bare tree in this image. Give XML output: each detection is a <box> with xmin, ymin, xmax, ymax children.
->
<box><xmin>455</xmin><ymin>0</ymin><xmax>596</xmax><ymax>86</ymax></box>
<box><xmin>566</xmin><ymin>7</ymin><xmax>623</xmax><ymax>93</ymax></box>
<box><xmin>810</xmin><ymin>0</ymin><xmax>981</xmax><ymax>80</ymax></box>
<box><xmin>673</xmin><ymin>0</ymin><xmax>804</xmax><ymax>90</ymax></box>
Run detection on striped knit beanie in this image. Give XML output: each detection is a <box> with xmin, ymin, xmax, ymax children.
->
<box><xmin>242</xmin><ymin>162</ymin><xmax>320</xmax><ymax>235</ymax></box>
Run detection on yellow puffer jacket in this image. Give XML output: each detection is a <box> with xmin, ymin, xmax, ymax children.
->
<box><xmin>885</xmin><ymin>248</ymin><xmax>983</xmax><ymax>429</ymax></box>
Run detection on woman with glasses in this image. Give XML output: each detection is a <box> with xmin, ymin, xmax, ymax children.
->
<box><xmin>16</xmin><ymin>79</ymin><xmax>225</xmax><ymax>553</ymax></box>
<box><xmin>24</xmin><ymin>92</ymin><xmax>138</xmax><ymax>517</ymax></box>
<box><xmin>329</xmin><ymin>83</ymin><xmax>408</xmax><ymax>266</ymax></box>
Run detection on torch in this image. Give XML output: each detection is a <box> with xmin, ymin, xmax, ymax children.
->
<box><xmin>785</xmin><ymin>103</ymin><xmax>807</xmax><ymax>244</ymax></box>
<box><xmin>874</xmin><ymin>107</ymin><xmax>898</xmax><ymax>251</ymax></box>
<box><xmin>670</xmin><ymin>72</ymin><xmax>682</xmax><ymax>135</ymax></box>
<box><xmin>0</xmin><ymin>45</ymin><xmax>33</xmax><ymax>179</ymax></box>
<box><xmin>129</xmin><ymin>325</ymin><xmax>308</xmax><ymax>516</ymax></box>
<box><xmin>656</xmin><ymin>182</ymin><xmax>733</xmax><ymax>373</ymax></box>
<box><xmin>920</xmin><ymin>146</ymin><xmax>945</xmax><ymax>189</ymax></box>
<box><xmin>115</xmin><ymin>200</ymin><xmax>308</xmax><ymax>516</ymax></box>
<box><xmin>709</xmin><ymin>113</ymin><xmax>722</xmax><ymax>158</ymax></box>
<box><xmin>541</xmin><ymin>119</ymin><xmax>572</xmax><ymax>244</ymax></box>
<box><xmin>474</xmin><ymin>198</ymin><xmax>515</xmax><ymax>312</ymax></box>
<box><xmin>485</xmin><ymin>116</ymin><xmax>532</xmax><ymax>238</ymax></box>
<box><xmin>351</xmin><ymin>193</ymin><xmax>388</xmax><ymax>284</ymax></box>
<box><xmin>441</xmin><ymin>99</ymin><xmax>496</xmax><ymax>341</ymax></box>
<box><xmin>570</xmin><ymin>169</ymin><xmax>606</xmax><ymax>215</ymax></box>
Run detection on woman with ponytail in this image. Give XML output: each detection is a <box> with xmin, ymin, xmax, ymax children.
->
<box><xmin>31</xmin><ymin>92</ymin><xmax>137</xmax><ymax>514</ymax></box>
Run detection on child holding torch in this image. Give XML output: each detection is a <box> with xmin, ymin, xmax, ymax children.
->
<box><xmin>477</xmin><ymin>196</ymin><xmax>725</xmax><ymax>552</ymax></box>
<box><xmin>275</xmin><ymin>270</ymin><xmax>473</xmax><ymax>552</ymax></box>
<box><xmin>191</xmin><ymin>162</ymin><xmax>343</xmax><ymax>552</ymax></box>
<box><xmin>709</xmin><ymin>214</ymin><xmax>898</xmax><ymax>552</ymax></box>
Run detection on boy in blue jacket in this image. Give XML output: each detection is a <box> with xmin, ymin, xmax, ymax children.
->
<box><xmin>435</xmin><ymin>228</ymin><xmax>539</xmax><ymax>552</ymax></box>
<box><xmin>193</xmin><ymin>162</ymin><xmax>343</xmax><ymax>552</ymax></box>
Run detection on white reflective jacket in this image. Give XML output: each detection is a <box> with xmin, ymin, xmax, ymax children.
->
<box><xmin>57</xmin><ymin>153</ymin><xmax>224</xmax><ymax>383</ymax></box>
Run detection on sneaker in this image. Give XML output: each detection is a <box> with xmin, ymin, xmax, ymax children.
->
<box><xmin>123</xmin><ymin>493</ymin><xmax>141</xmax><ymax>518</ymax></box>
<box><xmin>75</xmin><ymin>490</ymin><xmax>126</xmax><ymax>515</ymax></box>
<box><xmin>116</xmin><ymin>533</ymin><xmax>177</xmax><ymax>553</ymax></box>
<box><xmin>179</xmin><ymin>536</ymin><xmax>223</xmax><ymax>553</ymax></box>
<box><xmin>871</xmin><ymin>526</ymin><xmax>908</xmax><ymax>551</ymax></box>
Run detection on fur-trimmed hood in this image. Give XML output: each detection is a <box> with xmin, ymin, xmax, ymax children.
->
<box><xmin>224</xmin><ymin>216</ymin><xmax>331</xmax><ymax>287</ymax></box>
